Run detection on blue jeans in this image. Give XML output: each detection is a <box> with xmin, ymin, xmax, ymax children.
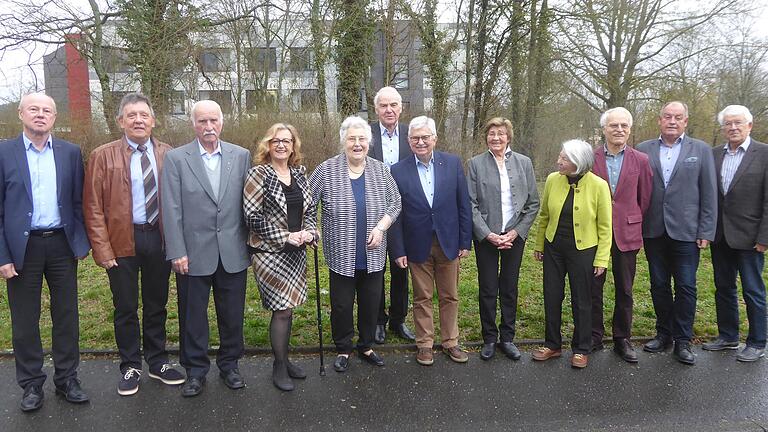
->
<box><xmin>644</xmin><ymin>235</ymin><xmax>700</xmax><ymax>342</ymax></box>
<box><xmin>711</xmin><ymin>242</ymin><xmax>767</xmax><ymax>349</ymax></box>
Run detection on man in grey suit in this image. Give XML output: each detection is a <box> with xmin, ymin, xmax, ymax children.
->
<box><xmin>636</xmin><ymin>101</ymin><xmax>717</xmax><ymax>365</ymax></box>
<box><xmin>161</xmin><ymin>100</ymin><xmax>251</xmax><ymax>396</ymax></box>
<box><xmin>369</xmin><ymin>86</ymin><xmax>415</xmax><ymax>343</ymax></box>
<box><xmin>703</xmin><ymin>105</ymin><xmax>768</xmax><ymax>362</ymax></box>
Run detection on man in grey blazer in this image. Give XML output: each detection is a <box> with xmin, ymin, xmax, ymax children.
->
<box><xmin>161</xmin><ymin>100</ymin><xmax>251</xmax><ymax>396</ymax></box>
<box><xmin>636</xmin><ymin>101</ymin><xmax>717</xmax><ymax>365</ymax></box>
<box><xmin>703</xmin><ymin>105</ymin><xmax>768</xmax><ymax>362</ymax></box>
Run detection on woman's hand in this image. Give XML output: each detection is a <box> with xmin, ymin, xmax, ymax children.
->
<box><xmin>594</xmin><ymin>266</ymin><xmax>606</xmax><ymax>276</ymax></box>
<box><xmin>533</xmin><ymin>251</ymin><xmax>543</xmax><ymax>262</ymax></box>
<box><xmin>367</xmin><ymin>227</ymin><xmax>384</xmax><ymax>249</ymax></box>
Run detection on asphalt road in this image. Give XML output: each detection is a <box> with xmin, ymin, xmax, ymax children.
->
<box><xmin>1</xmin><ymin>344</ymin><xmax>766</xmax><ymax>431</ymax></box>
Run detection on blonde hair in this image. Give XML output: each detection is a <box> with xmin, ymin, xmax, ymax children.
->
<box><xmin>254</xmin><ymin>123</ymin><xmax>303</xmax><ymax>166</ymax></box>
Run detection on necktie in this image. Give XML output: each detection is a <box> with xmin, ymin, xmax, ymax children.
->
<box><xmin>137</xmin><ymin>144</ymin><xmax>158</xmax><ymax>225</ymax></box>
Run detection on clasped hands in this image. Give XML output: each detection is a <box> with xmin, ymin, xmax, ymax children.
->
<box><xmin>486</xmin><ymin>230</ymin><xmax>518</xmax><ymax>250</ymax></box>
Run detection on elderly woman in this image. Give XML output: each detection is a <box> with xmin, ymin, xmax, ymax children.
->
<box><xmin>244</xmin><ymin>123</ymin><xmax>318</xmax><ymax>391</ymax></box>
<box><xmin>532</xmin><ymin>139</ymin><xmax>612</xmax><ymax>369</ymax></box>
<box><xmin>467</xmin><ymin>117</ymin><xmax>539</xmax><ymax>361</ymax></box>
<box><xmin>309</xmin><ymin>116</ymin><xmax>401</xmax><ymax>373</ymax></box>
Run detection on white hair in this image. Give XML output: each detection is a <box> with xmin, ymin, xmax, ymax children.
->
<box><xmin>190</xmin><ymin>100</ymin><xmax>223</xmax><ymax>125</ymax></box>
<box><xmin>373</xmin><ymin>86</ymin><xmax>402</xmax><ymax>107</ymax></box>
<box><xmin>339</xmin><ymin>115</ymin><xmax>373</xmax><ymax>150</ymax></box>
<box><xmin>717</xmin><ymin>105</ymin><xmax>753</xmax><ymax>125</ymax></box>
<box><xmin>408</xmin><ymin>116</ymin><xmax>437</xmax><ymax>137</ymax></box>
<box><xmin>600</xmin><ymin>107</ymin><xmax>633</xmax><ymax>127</ymax></box>
<box><xmin>561</xmin><ymin>139</ymin><xmax>594</xmax><ymax>175</ymax></box>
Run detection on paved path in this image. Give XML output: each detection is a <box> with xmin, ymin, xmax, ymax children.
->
<box><xmin>1</xmin><ymin>345</ymin><xmax>767</xmax><ymax>431</ymax></box>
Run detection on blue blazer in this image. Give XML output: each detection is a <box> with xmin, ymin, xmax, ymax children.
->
<box><xmin>390</xmin><ymin>151</ymin><xmax>472</xmax><ymax>263</ymax></box>
<box><xmin>0</xmin><ymin>134</ymin><xmax>90</xmax><ymax>269</ymax></box>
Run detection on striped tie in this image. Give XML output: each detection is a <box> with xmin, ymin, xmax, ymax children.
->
<box><xmin>137</xmin><ymin>144</ymin><xmax>159</xmax><ymax>225</ymax></box>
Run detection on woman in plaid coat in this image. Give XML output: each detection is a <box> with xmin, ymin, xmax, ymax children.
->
<box><xmin>243</xmin><ymin>123</ymin><xmax>318</xmax><ymax>391</ymax></box>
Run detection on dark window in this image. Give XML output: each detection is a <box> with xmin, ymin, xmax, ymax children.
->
<box><xmin>200</xmin><ymin>49</ymin><xmax>230</xmax><ymax>72</ymax></box>
<box><xmin>245</xmin><ymin>90</ymin><xmax>278</xmax><ymax>111</ymax></box>
<box><xmin>247</xmin><ymin>48</ymin><xmax>278</xmax><ymax>72</ymax></box>
<box><xmin>292</xmin><ymin>89</ymin><xmax>319</xmax><ymax>112</ymax></box>
<box><xmin>288</xmin><ymin>47</ymin><xmax>314</xmax><ymax>72</ymax></box>
<box><xmin>198</xmin><ymin>90</ymin><xmax>232</xmax><ymax>114</ymax></box>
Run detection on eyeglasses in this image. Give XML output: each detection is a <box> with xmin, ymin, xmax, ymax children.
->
<box><xmin>270</xmin><ymin>138</ymin><xmax>293</xmax><ymax>146</ymax></box>
<box><xmin>607</xmin><ymin>123</ymin><xmax>630</xmax><ymax>130</ymax></box>
<box><xmin>723</xmin><ymin>120</ymin><xmax>746</xmax><ymax>128</ymax></box>
<box><xmin>408</xmin><ymin>134</ymin><xmax>434</xmax><ymax>144</ymax></box>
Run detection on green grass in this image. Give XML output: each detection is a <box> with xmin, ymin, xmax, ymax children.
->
<box><xmin>0</xmin><ymin>228</ymin><xmax>764</xmax><ymax>351</ymax></box>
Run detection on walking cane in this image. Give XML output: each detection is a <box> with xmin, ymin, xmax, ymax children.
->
<box><xmin>313</xmin><ymin>245</ymin><xmax>326</xmax><ymax>376</ymax></box>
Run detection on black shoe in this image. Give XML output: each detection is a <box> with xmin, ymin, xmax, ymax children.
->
<box><xmin>673</xmin><ymin>341</ymin><xmax>695</xmax><ymax>365</ymax></box>
<box><xmin>286</xmin><ymin>360</ymin><xmax>306</xmax><ymax>379</ymax></box>
<box><xmin>333</xmin><ymin>355</ymin><xmax>350</xmax><ymax>373</ymax></box>
<box><xmin>390</xmin><ymin>323</ymin><xmax>416</xmax><ymax>341</ymax></box>
<box><xmin>55</xmin><ymin>378</ymin><xmax>89</xmax><ymax>404</ymax></box>
<box><xmin>643</xmin><ymin>336</ymin><xmax>672</xmax><ymax>353</ymax></box>
<box><xmin>702</xmin><ymin>337</ymin><xmax>740</xmax><ymax>351</ymax></box>
<box><xmin>591</xmin><ymin>342</ymin><xmax>605</xmax><ymax>353</ymax></box>
<box><xmin>117</xmin><ymin>367</ymin><xmax>141</xmax><ymax>396</ymax></box>
<box><xmin>148</xmin><ymin>363</ymin><xmax>185</xmax><ymax>385</ymax></box>
<box><xmin>480</xmin><ymin>343</ymin><xmax>496</xmax><ymax>361</ymax></box>
<box><xmin>272</xmin><ymin>362</ymin><xmax>294</xmax><ymax>392</ymax></box>
<box><xmin>180</xmin><ymin>376</ymin><xmax>205</xmax><ymax>397</ymax></box>
<box><xmin>20</xmin><ymin>385</ymin><xmax>43</xmax><ymax>412</ymax></box>
<box><xmin>614</xmin><ymin>339</ymin><xmax>638</xmax><ymax>363</ymax></box>
<box><xmin>219</xmin><ymin>368</ymin><xmax>245</xmax><ymax>389</ymax></box>
<box><xmin>361</xmin><ymin>350</ymin><xmax>385</xmax><ymax>367</ymax></box>
<box><xmin>374</xmin><ymin>325</ymin><xmax>386</xmax><ymax>344</ymax></box>
<box><xmin>499</xmin><ymin>341</ymin><xmax>522</xmax><ymax>360</ymax></box>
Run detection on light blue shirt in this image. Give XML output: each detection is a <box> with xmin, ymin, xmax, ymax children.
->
<box><xmin>721</xmin><ymin>136</ymin><xmax>750</xmax><ymax>193</ymax></box>
<box><xmin>126</xmin><ymin>137</ymin><xmax>158</xmax><ymax>224</ymax></box>
<box><xmin>604</xmin><ymin>145</ymin><xmax>625</xmax><ymax>194</ymax></box>
<box><xmin>198</xmin><ymin>140</ymin><xmax>222</xmax><ymax>171</ymax></box>
<box><xmin>379</xmin><ymin>122</ymin><xmax>400</xmax><ymax>167</ymax></box>
<box><xmin>24</xmin><ymin>133</ymin><xmax>61</xmax><ymax>229</ymax></box>
<box><xmin>416</xmin><ymin>153</ymin><xmax>435</xmax><ymax>208</ymax></box>
<box><xmin>658</xmin><ymin>134</ymin><xmax>684</xmax><ymax>188</ymax></box>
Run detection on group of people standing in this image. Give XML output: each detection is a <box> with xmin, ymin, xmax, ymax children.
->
<box><xmin>1</xmin><ymin>87</ymin><xmax>766</xmax><ymax>413</ymax></box>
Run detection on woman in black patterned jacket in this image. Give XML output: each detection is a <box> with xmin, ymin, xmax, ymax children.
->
<box><xmin>243</xmin><ymin>123</ymin><xmax>318</xmax><ymax>391</ymax></box>
<box><xmin>309</xmin><ymin>116</ymin><xmax>401</xmax><ymax>373</ymax></box>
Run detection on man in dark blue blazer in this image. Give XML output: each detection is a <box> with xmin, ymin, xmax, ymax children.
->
<box><xmin>390</xmin><ymin>116</ymin><xmax>472</xmax><ymax>366</ymax></box>
<box><xmin>369</xmin><ymin>86</ymin><xmax>415</xmax><ymax>344</ymax></box>
<box><xmin>0</xmin><ymin>93</ymin><xmax>91</xmax><ymax>411</ymax></box>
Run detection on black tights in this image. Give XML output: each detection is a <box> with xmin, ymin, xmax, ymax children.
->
<box><xmin>270</xmin><ymin>309</ymin><xmax>293</xmax><ymax>365</ymax></box>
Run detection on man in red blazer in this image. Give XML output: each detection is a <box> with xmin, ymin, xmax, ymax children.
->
<box><xmin>591</xmin><ymin>107</ymin><xmax>653</xmax><ymax>363</ymax></box>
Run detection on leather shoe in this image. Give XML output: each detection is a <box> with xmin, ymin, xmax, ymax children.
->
<box><xmin>480</xmin><ymin>343</ymin><xmax>496</xmax><ymax>361</ymax></box>
<box><xmin>736</xmin><ymin>346</ymin><xmax>765</xmax><ymax>362</ymax></box>
<box><xmin>180</xmin><ymin>376</ymin><xmax>205</xmax><ymax>397</ymax></box>
<box><xmin>702</xmin><ymin>337</ymin><xmax>740</xmax><ymax>351</ymax></box>
<box><xmin>286</xmin><ymin>360</ymin><xmax>306</xmax><ymax>379</ymax></box>
<box><xmin>532</xmin><ymin>347</ymin><xmax>562</xmax><ymax>361</ymax></box>
<box><xmin>20</xmin><ymin>385</ymin><xmax>43</xmax><ymax>412</ymax></box>
<box><xmin>219</xmin><ymin>369</ymin><xmax>245</xmax><ymax>389</ymax></box>
<box><xmin>390</xmin><ymin>323</ymin><xmax>416</xmax><ymax>341</ymax></box>
<box><xmin>361</xmin><ymin>350</ymin><xmax>385</xmax><ymax>367</ymax></box>
<box><xmin>333</xmin><ymin>355</ymin><xmax>350</xmax><ymax>372</ymax></box>
<box><xmin>374</xmin><ymin>325</ymin><xmax>386</xmax><ymax>344</ymax></box>
<box><xmin>499</xmin><ymin>342</ymin><xmax>522</xmax><ymax>360</ymax></box>
<box><xmin>614</xmin><ymin>339</ymin><xmax>638</xmax><ymax>363</ymax></box>
<box><xmin>643</xmin><ymin>336</ymin><xmax>672</xmax><ymax>353</ymax></box>
<box><xmin>55</xmin><ymin>378</ymin><xmax>89</xmax><ymax>404</ymax></box>
<box><xmin>571</xmin><ymin>353</ymin><xmax>588</xmax><ymax>368</ymax></box>
<box><xmin>673</xmin><ymin>341</ymin><xmax>695</xmax><ymax>365</ymax></box>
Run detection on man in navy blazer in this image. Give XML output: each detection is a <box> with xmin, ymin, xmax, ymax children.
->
<box><xmin>390</xmin><ymin>116</ymin><xmax>472</xmax><ymax>366</ymax></box>
<box><xmin>368</xmin><ymin>86</ymin><xmax>415</xmax><ymax>344</ymax></box>
<box><xmin>636</xmin><ymin>101</ymin><xmax>717</xmax><ymax>365</ymax></box>
<box><xmin>0</xmin><ymin>93</ymin><xmax>91</xmax><ymax>411</ymax></box>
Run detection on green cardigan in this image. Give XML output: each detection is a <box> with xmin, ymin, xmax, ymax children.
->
<box><xmin>534</xmin><ymin>171</ymin><xmax>613</xmax><ymax>268</ymax></box>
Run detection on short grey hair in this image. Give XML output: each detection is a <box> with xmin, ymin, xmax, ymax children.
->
<box><xmin>190</xmin><ymin>100</ymin><xmax>223</xmax><ymax>125</ymax></box>
<box><xmin>339</xmin><ymin>115</ymin><xmax>372</xmax><ymax>149</ymax></box>
<box><xmin>373</xmin><ymin>86</ymin><xmax>402</xmax><ymax>107</ymax></box>
<box><xmin>18</xmin><ymin>92</ymin><xmax>57</xmax><ymax>112</ymax></box>
<box><xmin>408</xmin><ymin>116</ymin><xmax>437</xmax><ymax>137</ymax></box>
<box><xmin>660</xmin><ymin>101</ymin><xmax>689</xmax><ymax>118</ymax></box>
<box><xmin>717</xmin><ymin>105</ymin><xmax>753</xmax><ymax>125</ymax></box>
<box><xmin>600</xmin><ymin>107</ymin><xmax>633</xmax><ymax>127</ymax></box>
<box><xmin>117</xmin><ymin>92</ymin><xmax>155</xmax><ymax>119</ymax></box>
<box><xmin>561</xmin><ymin>139</ymin><xmax>594</xmax><ymax>175</ymax></box>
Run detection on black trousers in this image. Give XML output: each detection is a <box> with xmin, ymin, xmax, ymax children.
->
<box><xmin>106</xmin><ymin>226</ymin><xmax>171</xmax><ymax>373</ymax></box>
<box><xmin>475</xmin><ymin>237</ymin><xmax>525</xmax><ymax>343</ymax></box>
<box><xmin>7</xmin><ymin>232</ymin><xmax>79</xmax><ymax>389</ymax></box>
<box><xmin>543</xmin><ymin>236</ymin><xmax>595</xmax><ymax>354</ymax></box>
<box><xmin>176</xmin><ymin>261</ymin><xmax>246</xmax><ymax>378</ymax></box>
<box><xmin>590</xmin><ymin>241</ymin><xmax>638</xmax><ymax>343</ymax></box>
<box><xmin>330</xmin><ymin>269</ymin><xmax>383</xmax><ymax>354</ymax></box>
<box><xmin>377</xmin><ymin>250</ymin><xmax>410</xmax><ymax>326</ymax></box>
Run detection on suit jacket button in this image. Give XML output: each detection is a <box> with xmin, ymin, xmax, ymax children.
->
<box><xmin>574</xmin><ymin>206</ymin><xmax>579</xmax><ymax>211</ymax></box>
<box><xmin>576</xmin><ymin>239</ymin><xmax>582</xmax><ymax>243</ymax></box>
<box><xmin>575</xmin><ymin>223</ymin><xmax>580</xmax><ymax>227</ymax></box>
<box><xmin>24</xmin><ymin>231</ymin><xmax>29</xmax><ymax>236</ymax></box>
<box><xmin>27</xmin><ymin>212</ymin><xmax>32</xmax><ymax>217</ymax></box>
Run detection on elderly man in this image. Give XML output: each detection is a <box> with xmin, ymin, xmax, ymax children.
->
<box><xmin>161</xmin><ymin>100</ymin><xmax>251</xmax><ymax>397</ymax></box>
<box><xmin>591</xmin><ymin>107</ymin><xmax>652</xmax><ymax>363</ymax></box>
<box><xmin>637</xmin><ymin>101</ymin><xmax>717</xmax><ymax>365</ymax></box>
<box><xmin>0</xmin><ymin>93</ymin><xmax>91</xmax><ymax>411</ymax></box>
<box><xmin>390</xmin><ymin>116</ymin><xmax>472</xmax><ymax>366</ymax></box>
<box><xmin>369</xmin><ymin>86</ymin><xmax>415</xmax><ymax>343</ymax></box>
<box><xmin>84</xmin><ymin>92</ymin><xmax>184</xmax><ymax>396</ymax></box>
<box><xmin>702</xmin><ymin>105</ymin><xmax>768</xmax><ymax>362</ymax></box>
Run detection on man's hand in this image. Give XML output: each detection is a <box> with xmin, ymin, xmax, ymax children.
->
<box><xmin>172</xmin><ymin>256</ymin><xmax>189</xmax><ymax>274</ymax></box>
<box><xmin>696</xmin><ymin>239</ymin><xmax>710</xmax><ymax>249</ymax></box>
<box><xmin>0</xmin><ymin>263</ymin><xmax>18</xmax><ymax>280</ymax></box>
<box><xmin>395</xmin><ymin>256</ymin><xmax>408</xmax><ymax>268</ymax></box>
<box><xmin>99</xmin><ymin>259</ymin><xmax>118</xmax><ymax>270</ymax></box>
<box><xmin>755</xmin><ymin>243</ymin><xmax>767</xmax><ymax>253</ymax></box>
<box><xmin>458</xmin><ymin>249</ymin><xmax>469</xmax><ymax>258</ymax></box>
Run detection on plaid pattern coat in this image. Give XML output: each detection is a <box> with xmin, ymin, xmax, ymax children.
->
<box><xmin>244</xmin><ymin>164</ymin><xmax>318</xmax><ymax>310</ymax></box>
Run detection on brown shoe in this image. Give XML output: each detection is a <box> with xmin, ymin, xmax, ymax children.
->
<box><xmin>443</xmin><ymin>346</ymin><xmax>469</xmax><ymax>363</ymax></box>
<box><xmin>416</xmin><ymin>348</ymin><xmax>434</xmax><ymax>366</ymax></box>
<box><xmin>532</xmin><ymin>347</ymin><xmax>562</xmax><ymax>361</ymax></box>
<box><xmin>571</xmin><ymin>353</ymin><xmax>588</xmax><ymax>368</ymax></box>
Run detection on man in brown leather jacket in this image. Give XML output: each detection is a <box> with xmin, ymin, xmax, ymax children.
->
<box><xmin>83</xmin><ymin>92</ymin><xmax>184</xmax><ymax>396</ymax></box>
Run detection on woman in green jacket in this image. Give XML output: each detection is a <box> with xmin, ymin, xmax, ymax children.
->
<box><xmin>532</xmin><ymin>139</ymin><xmax>612</xmax><ymax>369</ymax></box>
